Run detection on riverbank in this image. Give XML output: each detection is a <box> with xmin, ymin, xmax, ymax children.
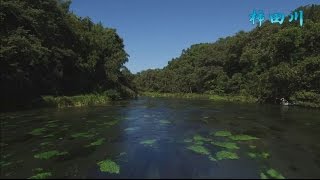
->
<box><xmin>42</xmin><ymin>94</ymin><xmax>111</xmax><ymax>108</ymax></box>
<box><xmin>140</xmin><ymin>92</ymin><xmax>258</xmax><ymax>103</ymax></box>
<box><xmin>140</xmin><ymin>92</ymin><xmax>320</xmax><ymax>108</ymax></box>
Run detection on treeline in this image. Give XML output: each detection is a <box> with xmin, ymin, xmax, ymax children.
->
<box><xmin>0</xmin><ymin>0</ymin><xmax>136</xmax><ymax>110</ymax></box>
<box><xmin>134</xmin><ymin>5</ymin><xmax>320</xmax><ymax>107</ymax></box>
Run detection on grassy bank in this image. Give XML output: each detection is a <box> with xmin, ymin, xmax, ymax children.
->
<box><xmin>140</xmin><ymin>92</ymin><xmax>258</xmax><ymax>103</ymax></box>
<box><xmin>42</xmin><ymin>94</ymin><xmax>110</xmax><ymax>108</ymax></box>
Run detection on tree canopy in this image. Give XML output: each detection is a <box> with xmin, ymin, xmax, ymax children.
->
<box><xmin>134</xmin><ymin>5</ymin><xmax>320</xmax><ymax>105</ymax></box>
<box><xmin>1</xmin><ymin>0</ymin><xmax>136</xmax><ymax>109</ymax></box>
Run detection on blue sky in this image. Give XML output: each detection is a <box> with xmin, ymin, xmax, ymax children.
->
<box><xmin>70</xmin><ymin>0</ymin><xmax>319</xmax><ymax>73</ymax></box>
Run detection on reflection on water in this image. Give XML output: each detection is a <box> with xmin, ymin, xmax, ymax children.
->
<box><xmin>1</xmin><ymin>97</ymin><xmax>320</xmax><ymax>178</ymax></box>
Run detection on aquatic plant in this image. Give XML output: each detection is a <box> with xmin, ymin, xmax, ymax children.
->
<box><xmin>40</xmin><ymin>142</ymin><xmax>52</xmax><ymax>146</ymax></box>
<box><xmin>209</xmin><ymin>155</ymin><xmax>217</xmax><ymax>161</ymax></box>
<box><xmin>97</xmin><ymin>159</ymin><xmax>120</xmax><ymax>174</ymax></box>
<box><xmin>29</xmin><ymin>128</ymin><xmax>46</xmax><ymax>135</ymax></box>
<box><xmin>266</xmin><ymin>168</ymin><xmax>285</xmax><ymax>179</ymax></box>
<box><xmin>183</xmin><ymin>138</ymin><xmax>192</xmax><ymax>143</ymax></box>
<box><xmin>260</xmin><ymin>172</ymin><xmax>268</xmax><ymax>179</ymax></box>
<box><xmin>46</xmin><ymin>124</ymin><xmax>58</xmax><ymax>128</ymax></box>
<box><xmin>43</xmin><ymin>134</ymin><xmax>54</xmax><ymax>138</ymax></box>
<box><xmin>124</xmin><ymin>127</ymin><xmax>139</xmax><ymax>131</ymax></box>
<box><xmin>212</xmin><ymin>130</ymin><xmax>232</xmax><ymax>137</ymax></box>
<box><xmin>216</xmin><ymin>151</ymin><xmax>239</xmax><ymax>160</ymax></box>
<box><xmin>193</xmin><ymin>134</ymin><xmax>211</xmax><ymax>142</ymax></box>
<box><xmin>187</xmin><ymin>145</ymin><xmax>210</xmax><ymax>155</ymax></box>
<box><xmin>29</xmin><ymin>172</ymin><xmax>52</xmax><ymax>179</ymax></box>
<box><xmin>104</xmin><ymin>119</ymin><xmax>119</xmax><ymax>126</ymax></box>
<box><xmin>229</xmin><ymin>134</ymin><xmax>258</xmax><ymax>141</ymax></box>
<box><xmin>140</xmin><ymin>139</ymin><xmax>157</xmax><ymax>147</ymax></box>
<box><xmin>211</xmin><ymin>141</ymin><xmax>239</xmax><ymax>150</ymax></box>
<box><xmin>33</xmin><ymin>168</ymin><xmax>43</xmax><ymax>172</ymax></box>
<box><xmin>249</xmin><ymin>145</ymin><xmax>256</xmax><ymax>149</ymax></box>
<box><xmin>159</xmin><ymin>120</ymin><xmax>171</xmax><ymax>124</ymax></box>
<box><xmin>34</xmin><ymin>150</ymin><xmax>68</xmax><ymax>160</ymax></box>
<box><xmin>86</xmin><ymin>138</ymin><xmax>105</xmax><ymax>147</ymax></box>
<box><xmin>71</xmin><ymin>132</ymin><xmax>94</xmax><ymax>138</ymax></box>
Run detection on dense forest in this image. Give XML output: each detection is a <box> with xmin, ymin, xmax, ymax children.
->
<box><xmin>134</xmin><ymin>5</ymin><xmax>320</xmax><ymax>107</ymax></box>
<box><xmin>1</xmin><ymin>0</ymin><xmax>136</xmax><ymax>110</ymax></box>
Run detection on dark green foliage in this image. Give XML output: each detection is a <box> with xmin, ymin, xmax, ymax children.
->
<box><xmin>134</xmin><ymin>5</ymin><xmax>320</xmax><ymax>107</ymax></box>
<box><xmin>0</xmin><ymin>0</ymin><xmax>136</xmax><ymax>110</ymax></box>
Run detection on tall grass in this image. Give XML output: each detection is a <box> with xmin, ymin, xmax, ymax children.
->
<box><xmin>141</xmin><ymin>92</ymin><xmax>257</xmax><ymax>103</ymax></box>
<box><xmin>43</xmin><ymin>94</ymin><xmax>110</xmax><ymax>108</ymax></box>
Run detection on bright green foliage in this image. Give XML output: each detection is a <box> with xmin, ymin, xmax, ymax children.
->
<box><xmin>29</xmin><ymin>128</ymin><xmax>46</xmax><ymax>135</ymax></box>
<box><xmin>134</xmin><ymin>5</ymin><xmax>320</xmax><ymax>108</ymax></box>
<box><xmin>86</xmin><ymin>138</ymin><xmax>105</xmax><ymax>147</ymax></box>
<box><xmin>34</xmin><ymin>150</ymin><xmax>68</xmax><ymax>160</ymax></box>
<box><xmin>97</xmin><ymin>159</ymin><xmax>120</xmax><ymax>174</ymax></box>
<box><xmin>71</xmin><ymin>132</ymin><xmax>94</xmax><ymax>138</ymax></box>
<box><xmin>0</xmin><ymin>0</ymin><xmax>136</xmax><ymax>110</ymax></box>
<box><xmin>260</xmin><ymin>172</ymin><xmax>268</xmax><ymax>179</ymax></box>
<box><xmin>213</xmin><ymin>131</ymin><xmax>232</xmax><ymax>137</ymax></box>
<box><xmin>266</xmin><ymin>169</ymin><xmax>285</xmax><ymax>179</ymax></box>
<box><xmin>216</xmin><ymin>151</ymin><xmax>239</xmax><ymax>160</ymax></box>
<box><xmin>212</xmin><ymin>141</ymin><xmax>239</xmax><ymax>150</ymax></box>
<box><xmin>29</xmin><ymin>172</ymin><xmax>52</xmax><ymax>179</ymax></box>
<box><xmin>193</xmin><ymin>135</ymin><xmax>211</xmax><ymax>142</ymax></box>
<box><xmin>229</xmin><ymin>134</ymin><xmax>258</xmax><ymax>141</ymax></box>
<box><xmin>187</xmin><ymin>145</ymin><xmax>210</xmax><ymax>155</ymax></box>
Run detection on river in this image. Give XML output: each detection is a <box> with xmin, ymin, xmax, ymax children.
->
<box><xmin>1</xmin><ymin>97</ymin><xmax>320</xmax><ymax>178</ymax></box>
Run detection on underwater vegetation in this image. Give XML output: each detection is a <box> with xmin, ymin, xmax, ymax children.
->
<box><xmin>184</xmin><ymin>129</ymin><xmax>284</xmax><ymax>178</ymax></box>
<box><xmin>159</xmin><ymin>120</ymin><xmax>171</xmax><ymax>124</ymax></box>
<box><xmin>29</xmin><ymin>128</ymin><xmax>46</xmax><ymax>135</ymax></box>
<box><xmin>71</xmin><ymin>132</ymin><xmax>94</xmax><ymax>138</ymax></box>
<box><xmin>86</xmin><ymin>138</ymin><xmax>105</xmax><ymax>147</ymax></box>
<box><xmin>260</xmin><ymin>169</ymin><xmax>285</xmax><ymax>179</ymax></box>
<box><xmin>216</xmin><ymin>151</ymin><xmax>239</xmax><ymax>160</ymax></box>
<box><xmin>97</xmin><ymin>159</ymin><xmax>120</xmax><ymax>174</ymax></box>
<box><xmin>212</xmin><ymin>130</ymin><xmax>232</xmax><ymax>137</ymax></box>
<box><xmin>229</xmin><ymin>134</ymin><xmax>259</xmax><ymax>141</ymax></box>
<box><xmin>140</xmin><ymin>139</ymin><xmax>157</xmax><ymax>147</ymax></box>
<box><xmin>29</xmin><ymin>172</ymin><xmax>52</xmax><ymax>179</ymax></box>
<box><xmin>29</xmin><ymin>168</ymin><xmax>52</xmax><ymax>179</ymax></box>
<box><xmin>187</xmin><ymin>145</ymin><xmax>210</xmax><ymax>155</ymax></box>
<box><xmin>34</xmin><ymin>150</ymin><xmax>68</xmax><ymax>160</ymax></box>
<box><xmin>211</xmin><ymin>141</ymin><xmax>239</xmax><ymax>150</ymax></box>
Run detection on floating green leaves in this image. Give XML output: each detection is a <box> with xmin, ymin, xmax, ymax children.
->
<box><xmin>266</xmin><ymin>168</ymin><xmax>285</xmax><ymax>179</ymax></box>
<box><xmin>216</xmin><ymin>151</ymin><xmax>239</xmax><ymax>160</ymax></box>
<box><xmin>159</xmin><ymin>120</ymin><xmax>171</xmax><ymax>124</ymax></box>
<box><xmin>34</xmin><ymin>150</ymin><xmax>68</xmax><ymax>160</ymax></box>
<box><xmin>97</xmin><ymin>159</ymin><xmax>120</xmax><ymax>174</ymax></box>
<box><xmin>71</xmin><ymin>132</ymin><xmax>94</xmax><ymax>138</ymax></box>
<box><xmin>124</xmin><ymin>127</ymin><xmax>139</xmax><ymax>132</ymax></box>
<box><xmin>29</xmin><ymin>172</ymin><xmax>52</xmax><ymax>179</ymax></box>
<box><xmin>193</xmin><ymin>134</ymin><xmax>211</xmax><ymax>142</ymax></box>
<box><xmin>140</xmin><ymin>139</ymin><xmax>157</xmax><ymax>147</ymax></box>
<box><xmin>187</xmin><ymin>145</ymin><xmax>210</xmax><ymax>155</ymax></box>
<box><xmin>86</xmin><ymin>138</ymin><xmax>105</xmax><ymax>147</ymax></box>
<box><xmin>211</xmin><ymin>141</ymin><xmax>239</xmax><ymax>150</ymax></box>
<box><xmin>229</xmin><ymin>134</ymin><xmax>258</xmax><ymax>141</ymax></box>
<box><xmin>213</xmin><ymin>130</ymin><xmax>232</xmax><ymax>137</ymax></box>
<box><xmin>40</xmin><ymin>142</ymin><xmax>52</xmax><ymax>146</ymax></box>
<box><xmin>29</xmin><ymin>128</ymin><xmax>46</xmax><ymax>135</ymax></box>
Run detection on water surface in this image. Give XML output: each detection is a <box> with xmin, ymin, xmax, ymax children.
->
<box><xmin>1</xmin><ymin>97</ymin><xmax>320</xmax><ymax>178</ymax></box>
